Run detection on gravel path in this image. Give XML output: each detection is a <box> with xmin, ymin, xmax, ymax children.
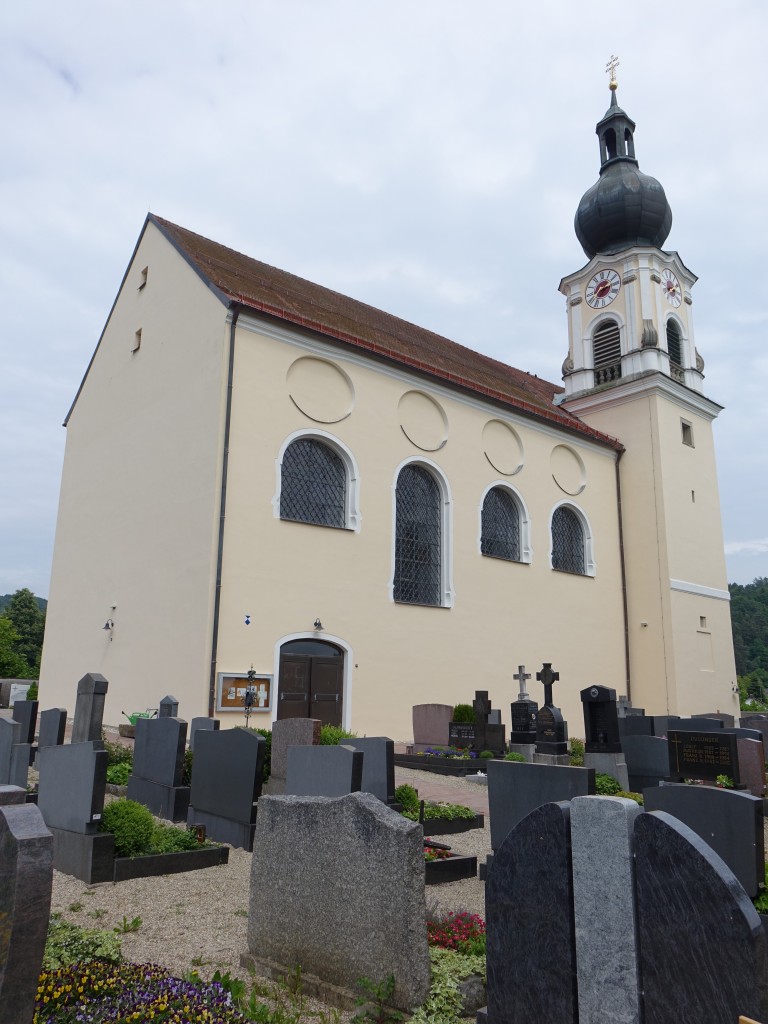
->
<box><xmin>49</xmin><ymin>769</ymin><xmax>491</xmax><ymax>986</ymax></box>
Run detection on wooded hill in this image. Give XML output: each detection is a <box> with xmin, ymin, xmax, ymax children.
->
<box><xmin>729</xmin><ymin>577</ymin><xmax>768</xmax><ymax>679</ymax></box>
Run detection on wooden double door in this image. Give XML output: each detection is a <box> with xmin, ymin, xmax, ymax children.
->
<box><xmin>277</xmin><ymin>639</ymin><xmax>344</xmax><ymax>727</ymax></box>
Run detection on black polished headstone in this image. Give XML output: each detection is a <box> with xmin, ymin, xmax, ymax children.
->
<box><xmin>11</xmin><ymin>700</ymin><xmax>38</xmax><ymax>746</ymax></box>
<box><xmin>643</xmin><ymin>782</ymin><xmax>764</xmax><ymax>897</ymax></box>
<box><xmin>618</xmin><ymin>716</ymin><xmax>654</xmax><ymax>738</ymax></box>
<box><xmin>622</xmin><ymin>734</ymin><xmax>670</xmax><ymax>792</ymax></box>
<box><xmin>670</xmin><ymin>717</ymin><xmax>724</xmax><ymax>732</ymax></box>
<box><xmin>286</xmin><ymin>745</ymin><xmax>363</xmax><ymax>797</ymax></box>
<box><xmin>486</xmin><ymin>760</ymin><xmax>594</xmax><ymax>852</ymax></box>
<box><xmin>668</xmin><ymin>730</ymin><xmax>740</xmax><ymax>785</ymax></box>
<box><xmin>71</xmin><ymin>673</ymin><xmax>108</xmax><ymax>744</ymax></box>
<box><xmin>0</xmin><ymin>720</ymin><xmax>29</xmax><ymax>789</ymax></box>
<box><xmin>634</xmin><ymin>810</ymin><xmax>768</xmax><ymax>1024</ymax></box>
<box><xmin>37</xmin><ymin>742</ymin><xmax>107</xmax><ymax>834</ymax></box>
<box><xmin>158</xmin><ymin>695</ymin><xmax>179</xmax><ymax>718</ymax></box>
<box><xmin>187</xmin><ymin>728</ymin><xmax>265</xmax><ymax>849</ymax></box>
<box><xmin>510</xmin><ymin>699</ymin><xmax>538</xmax><ymax>744</ymax></box>
<box><xmin>650</xmin><ymin>715</ymin><xmax>680</xmax><ymax>737</ymax></box>
<box><xmin>535</xmin><ymin>705</ymin><xmax>568</xmax><ymax>756</ymax></box>
<box><xmin>189</xmin><ymin>717</ymin><xmax>220</xmax><ymax>751</ymax></box>
<box><xmin>486</xmin><ymin>801</ymin><xmax>576</xmax><ymax>1024</ymax></box>
<box><xmin>347</xmin><ymin>737</ymin><xmax>395</xmax><ymax>803</ymax></box>
<box><xmin>126</xmin><ymin>716</ymin><xmax>189</xmax><ymax>820</ymax></box>
<box><xmin>0</xmin><ymin>802</ymin><xmax>53</xmax><ymax>1024</ymax></box>
<box><xmin>448</xmin><ymin>722</ymin><xmax>476</xmax><ymax>749</ymax></box>
<box><xmin>693</xmin><ymin>711</ymin><xmax>735</xmax><ymax>727</ymax></box>
<box><xmin>37</xmin><ymin>709</ymin><xmax>67</xmax><ymax>748</ymax></box>
<box><xmin>580</xmin><ymin>685</ymin><xmax>621</xmax><ymax>753</ymax></box>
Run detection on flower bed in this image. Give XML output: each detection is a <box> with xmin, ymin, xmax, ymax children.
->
<box><xmin>418</xmin><ymin>812</ymin><xmax>484</xmax><ymax>836</ymax></box>
<box><xmin>395</xmin><ymin>753</ymin><xmax>481</xmax><ymax>776</ymax></box>
<box><xmin>424</xmin><ymin>841</ymin><xmax>478</xmax><ymax>884</ymax></box>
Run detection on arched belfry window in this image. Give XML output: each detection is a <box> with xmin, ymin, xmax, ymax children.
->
<box><xmin>394</xmin><ymin>464</ymin><xmax>442</xmax><ymax>606</ymax></box>
<box><xmin>279</xmin><ymin>438</ymin><xmax>346</xmax><ymax>528</ymax></box>
<box><xmin>593</xmin><ymin>319</ymin><xmax>622</xmax><ymax>385</ymax></box>
<box><xmin>481</xmin><ymin>487</ymin><xmax>521</xmax><ymax>562</ymax></box>
<box><xmin>551</xmin><ymin>505</ymin><xmax>590</xmax><ymax>576</ymax></box>
<box><xmin>667</xmin><ymin>319</ymin><xmax>683</xmax><ymax>367</ymax></box>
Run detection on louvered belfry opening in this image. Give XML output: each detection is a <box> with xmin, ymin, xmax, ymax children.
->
<box><xmin>551</xmin><ymin>506</ymin><xmax>586</xmax><ymax>575</ymax></box>
<box><xmin>667</xmin><ymin>319</ymin><xmax>683</xmax><ymax>366</ymax></box>
<box><xmin>481</xmin><ymin>487</ymin><xmax>521</xmax><ymax>561</ymax></box>
<box><xmin>280</xmin><ymin>438</ymin><xmax>346</xmax><ymax>527</ymax></box>
<box><xmin>394</xmin><ymin>464</ymin><xmax>441</xmax><ymax>606</ymax></box>
<box><xmin>593</xmin><ymin>319</ymin><xmax>622</xmax><ymax>385</ymax></box>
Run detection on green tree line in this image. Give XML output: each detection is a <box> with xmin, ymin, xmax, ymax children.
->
<box><xmin>0</xmin><ymin>589</ymin><xmax>47</xmax><ymax>679</ymax></box>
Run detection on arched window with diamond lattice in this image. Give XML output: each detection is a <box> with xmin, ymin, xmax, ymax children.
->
<box><xmin>481</xmin><ymin>487</ymin><xmax>521</xmax><ymax>561</ymax></box>
<box><xmin>279</xmin><ymin>438</ymin><xmax>346</xmax><ymax>528</ymax></box>
<box><xmin>551</xmin><ymin>505</ymin><xmax>587</xmax><ymax>575</ymax></box>
<box><xmin>394</xmin><ymin>464</ymin><xmax>442</xmax><ymax>605</ymax></box>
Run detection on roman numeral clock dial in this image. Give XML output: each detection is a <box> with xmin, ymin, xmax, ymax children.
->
<box><xmin>585</xmin><ymin>269</ymin><xmax>621</xmax><ymax>308</ymax></box>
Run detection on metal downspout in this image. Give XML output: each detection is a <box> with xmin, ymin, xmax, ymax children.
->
<box><xmin>615</xmin><ymin>449</ymin><xmax>631</xmax><ymax>701</ymax></box>
<box><xmin>208</xmin><ymin>303</ymin><xmax>241</xmax><ymax>716</ymax></box>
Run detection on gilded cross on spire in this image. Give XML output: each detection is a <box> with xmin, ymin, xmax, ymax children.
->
<box><xmin>605</xmin><ymin>54</ymin><xmax>620</xmax><ymax>90</ymax></box>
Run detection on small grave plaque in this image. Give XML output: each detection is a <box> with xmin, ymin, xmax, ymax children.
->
<box><xmin>667</xmin><ymin>730</ymin><xmax>740</xmax><ymax>785</ymax></box>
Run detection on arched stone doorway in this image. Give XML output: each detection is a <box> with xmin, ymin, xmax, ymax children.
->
<box><xmin>277</xmin><ymin>638</ymin><xmax>344</xmax><ymax>727</ymax></box>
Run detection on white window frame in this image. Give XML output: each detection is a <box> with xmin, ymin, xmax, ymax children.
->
<box><xmin>272</xmin><ymin>429</ymin><xmax>361</xmax><ymax>532</ymax></box>
<box><xmin>477</xmin><ymin>481</ymin><xmax>532</xmax><ymax>563</ymax></box>
<box><xmin>549</xmin><ymin>500</ymin><xmax>595</xmax><ymax>577</ymax></box>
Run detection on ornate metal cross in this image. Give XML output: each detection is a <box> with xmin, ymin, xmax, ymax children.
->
<box><xmin>605</xmin><ymin>54</ymin><xmax>620</xmax><ymax>86</ymax></box>
<box><xmin>536</xmin><ymin>663</ymin><xmax>560</xmax><ymax>707</ymax></box>
<box><xmin>513</xmin><ymin>665</ymin><xmax>531</xmax><ymax>700</ymax></box>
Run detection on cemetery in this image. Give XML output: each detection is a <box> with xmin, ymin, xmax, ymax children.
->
<box><xmin>4</xmin><ymin>670</ymin><xmax>768</xmax><ymax>1024</ymax></box>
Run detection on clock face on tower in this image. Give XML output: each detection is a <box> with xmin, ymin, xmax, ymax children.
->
<box><xmin>585</xmin><ymin>269</ymin><xmax>621</xmax><ymax>308</ymax></box>
<box><xmin>661</xmin><ymin>269</ymin><xmax>682</xmax><ymax>306</ymax></box>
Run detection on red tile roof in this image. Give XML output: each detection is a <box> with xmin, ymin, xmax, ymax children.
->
<box><xmin>151</xmin><ymin>215</ymin><xmax>622</xmax><ymax>451</ymax></box>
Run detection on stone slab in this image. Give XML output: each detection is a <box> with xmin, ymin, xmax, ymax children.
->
<box><xmin>643</xmin><ymin>782</ymin><xmax>765</xmax><ymax>897</ymax></box>
<box><xmin>412</xmin><ymin>703</ymin><xmax>453</xmax><ymax>749</ymax></box>
<box><xmin>37</xmin><ymin>742</ymin><xmax>107</xmax><ymax>834</ymax></box>
<box><xmin>693</xmin><ymin>712</ymin><xmax>735</xmax><ymax>727</ymax></box>
<box><xmin>583</xmin><ymin>752</ymin><xmax>629</xmax><ymax>791</ymax></box>
<box><xmin>0</xmin><ymin>802</ymin><xmax>53</xmax><ymax>1024</ymax></box>
<box><xmin>347</xmin><ymin>737</ymin><xmax>395</xmax><ymax>802</ymax></box>
<box><xmin>71</xmin><ymin>673</ymin><xmax>108</xmax><ymax>744</ymax></box>
<box><xmin>741</xmin><ymin>717</ymin><xmax>768</xmax><ymax>751</ymax></box>
<box><xmin>532</xmin><ymin>752</ymin><xmax>571</xmax><ymax>766</ymax></box>
<box><xmin>189</xmin><ymin>717</ymin><xmax>220</xmax><ymax>751</ymax></box>
<box><xmin>269</xmin><ymin>718</ymin><xmax>321</xmax><ymax>782</ymax></box>
<box><xmin>187</xmin><ymin>807</ymin><xmax>257</xmax><ymax>851</ymax></box>
<box><xmin>188</xmin><ymin>727</ymin><xmax>265</xmax><ymax>824</ymax></box>
<box><xmin>618</xmin><ymin>717</ymin><xmax>654</xmax><ymax>738</ymax></box>
<box><xmin>248</xmin><ymin>793</ymin><xmax>429</xmax><ymax>1011</ymax></box>
<box><xmin>131</xmin><ymin>715</ymin><xmax>187</xmax><ymax>788</ymax></box>
<box><xmin>670</xmin><ymin>717</ymin><xmax>724</xmax><ymax>732</ymax></box>
<box><xmin>0</xmin><ymin>787</ymin><xmax>27</xmax><ymax>807</ymax></box>
<box><xmin>48</xmin><ymin>826</ymin><xmax>115</xmax><ymax>885</ymax></box>
<box><xmin>570</xmin><ymin>796</ymin><xmax>641</xmax><ymax>1024</ymax></box>
<box><xmin>634</xmin><ymin>810</ymin><xmax>768</xmax><ymax>1024</ymax></box>
<box><xmin>737</xmin><ymin>737</ymin><xmax>766</xmax><ymax>798</ymax></box>
<box><xmin>0</xmin><ymin>720</ymin><xmax>20</xmax><ymax>785</ymax></box>
<box><xmin>11</xmin><ymin>700</ymin><xmax>38</xmax><ymax>745</ymax></box>
<box><xmin>507</xmin><ymin>743</ymin><xmax>536</xmax><ymax>762</ymax></box>
<box><xmin>37</xmin><ymin>708</ymin><xmax>67</xmax><ymax>748</ymax></box>
<box><xmin>622</xmin><ymin>734</ymin><xmax>670</xmax><ymax>792</ymax></box>
<box><xmin>487</xmin><ymin>759</ymin><xmax>594</xmax><ymax>852</ymax></box>
<box><xmin>285</xmin><ymin>744</ymin><xmax>363</xmax><ymax>797</ymax></box>
<box><xmin>649</xmin><ymin>715</ymin><xmax>679</xmax><ymax>738</ymax></box>
<box><xmin>485</xmin><ymin>801</ymin><xmax>576</xmax><ymax>1024</ymax></box>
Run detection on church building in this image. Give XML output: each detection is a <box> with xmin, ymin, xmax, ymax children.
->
<box><xmin>39</xmin><ymin>81</ymin><xmax>738</xmax><ymax>739</ymax></box>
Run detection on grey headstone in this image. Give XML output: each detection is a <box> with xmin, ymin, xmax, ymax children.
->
<box><xmin>348</xmin><ymin>737</ymin><xmax>395</xmax><ymax>802</ymax></box>
<box><xmin>737</xmin><ymin>737</ymin><xmax>766</xmax><ymax>798</ymax></box>
<box><xmin>11</xmin><ymin>700</ymin><xmax>38</xmax><ymax>745</ymax></box>
<box><xmin>37</xmin><ymin>708</ymin><xmax>67</xmax><ymax>748</ymax></box>
<box><xmin>693</xmin><ymin>712</ymin><xmax>735</xmax><ymax>727</ymax></box>
<box><xmin>37</xmin><ymin>742</ymin><xmax>107</xmax><ymax>834</ymax></box>
<box><xmin>158</xmin><ymin>695</ymin><xmax>179</xmax><ymax>718</ymax></box>
<box><xmin>741</xmin><ymin>716</ymin><xmax>768</xmax><ymax>751</ymax></box>
<box><xmin>0</xmin><ymin>787</ymin><xmax>27</xmax><ymax>807</ymax></box>
<box><xmin>621</xmin><ymin>734</ymin><xmax>669</xmax><ymax>792</ymax></box>
<box><xmin>643</xmin><ymin>782</ymin><xmax>764</xmax><ymax>897</ymax></box>
<box><xmin>0</xmin><ymin>682</ymin><xmax>11</xmax><ymax>709</ymax></box>
<box><xmin>670</xmin><ymin>717</ymin><xmax>724</xmax><ymax>732</ymax></box>
<box><xmin>189</xmin><ymin>717</ymin><xmax>219</xmax><ymax>751</ymax></box>
<box><xmin>583</xmin><ymin>751</ymin><xmax>629</xmax><ymax>791</ymax></box>
<box><xmin>286</xmin><ymin>744</ymin><xmax>363</xmax><ymax>797</ymax></box>
<box><xmin>412</xmin><ymin>703</ymin><xmax>453</xmax><ymax>751</ymax></box>
<box><xmin>188</xmin><ymin>727</ymin><xmax>264</xmax><ymax>824</ymax></box>
<box><xmin>71</xmin><ymin>673</ymin><xmax>108</xmax><ymax>744</ymax></box>
<box><xmin>0</xmin><ymin>720</ymin><xmax>29</xmax><ymax>789</ymax></box>
<box><xmin>485</xmin><ymin>801</ymin><xmax>576</xmax><ymax>1024</ymax></box>
<box><xmin>634</xmin><ymin>810</ymin><xmax>768</xmax><ymax>1023</ymax></box>
<box><xmin>487</xmin><ymin>759</ymin><xmax>595</xmax><ymax>852</ymax></box>
<box><xmin>0</xmin><ymin>802</ymin><xmax>53</xmax><ymax>1024</ymax></box>
<box><xmin>618</xmin><ymin>716</ymin><xmax>654</xmax><ymax>738</ymax></box>
<box><xmin>247</xmin><ymin>792</ymin><xmax>430</xmax><ymax>1010</ymax></box>
<box><xmin>488</xmin><ymin>709</ymin><xmax>502</xmax><ymax>725</ymax></box>
<box><xmin>126</xmin><ymin>716</ymin><xmax>189</xmax><ymax>820</ymax></box>
<box><xmin>650</xmin><ymin>715</ymin><xmax>679</xmax><ymax>737</ymax></box>
<box><xmin>570</xmin><ymin>797</ymin><xmax>641</xmax><ymax>1024</ymax></box>
<box><xmin>268</xmin><ymin>718</ymin><xmax>321</xmax><ymax>785</ymax></box>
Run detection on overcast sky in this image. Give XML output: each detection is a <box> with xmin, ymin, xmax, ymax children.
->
<box><xmin>3</xmin><ymin>2</ymin><xmax>767</xmax><ymax>598</ymax></box>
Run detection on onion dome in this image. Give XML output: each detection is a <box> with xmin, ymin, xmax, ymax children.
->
<box><xmin>575</xmin><ymin>84</ymin><xmax>672</xmax><ymax>258</ymax></box>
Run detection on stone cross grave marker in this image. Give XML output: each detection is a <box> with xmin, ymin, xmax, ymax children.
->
<box><xmin>510</xmin><ymin>665</ymin><xmax>537</xmax><ymax>744</ymax></box>
<box><xmin>535</xmin><ymin>663</ymin><xmax>568</xmax><ymax>756</ymax></box>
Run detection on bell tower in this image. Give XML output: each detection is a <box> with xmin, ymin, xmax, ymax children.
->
<box><xmin>557</xmin><ymin>64</ymin><xmax>737</xmax><ymax>717</ymax></box>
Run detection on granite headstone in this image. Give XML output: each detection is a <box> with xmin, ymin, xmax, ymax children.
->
<box><xmin>264</xmin><ymin>717</ymin><xmax>321</xmax><ymax>795</ymax></box>
<box><xmin>187</xmin><ymin>728</ymin><xmax>265</xmax><ymax>850</ymax></box>
<box><xmin>412</xmin><ymin>703</ymin><xmax>453</xmax><ymax>752</ymax></box>
<box><xmin>71</xmin><ymin>673</ymin><xmax>108</xmax><ymax>744</ymax></box>
<box><xmin>285</xmin><ymin>744</ymin><xmax>363</xmax><ymax>798</ymax></box>
<box><xmin>348</xmin><ymin>737</ymin><xmax>395</xmax><ymax>803</ymax></box>
<box><xmin>11</xmin><ymin>700</ymin><xmax>38</xmax><ymax>746</ymax></box>
<box><xmin>126</xmin><ymin>715</ymin><xmax>190</xmax><ymax>820</ymax></box>
<box><xmin>622</xmin><ymin>734</ymin><xmax>670</xmax><ymax>792</ymax></box>
<box><xmin>37</xmin><ymin>708</ymin><xmax>67</xmax><ymax>749</ymax></box>
<box><xmin>189</xmin><ymin>717</ymin><xmax>220</xmax><ymax>751</ymax></box>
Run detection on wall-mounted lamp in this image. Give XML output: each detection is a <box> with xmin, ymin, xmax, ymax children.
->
<box><xmin>313</xmin><ymin>618</ymin><xmax>323</xmax><ymax>631</ymax></box>
<box><xmin>103</xmin><ymin>619</ymin><xmax>114</xmax><ymax>631</ymax></box>
<box><xmin>640</xmin><ymin>621</ymin><xmax>648</xmax><ymax>628</ymax></box>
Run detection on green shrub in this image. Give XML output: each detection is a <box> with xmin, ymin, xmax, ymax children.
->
<box><xmin>43</xmin><ymin>913</ymin><xmax>122</xmax><ymax>970</ymax></box>
<box><xmin>595</xmin><ymin>773</ymin><xmax>622</xmax><ymax>795</ymax></box>
<box><xmin>503</xmin><ymin>751</ymin><xmax>526</xmax><ymax>762</ymax></box>
<box><xmin>150</xmin><ymin>822</ymin><xmax>201</xmax><ymax>853</ymax></box>
<box><xmin>319</xmin><ymin>725</ymin><xmax>358</xmax><ymax>745</ymax></box>
<box><xmin>479</xmin><ymin>750</ymin><xmax>494</xmax><ymax>760</ymax></box>
<box><xmin>103</xmin><ymin>738</ymin><xmax>134</xmax><ymax>768</ymax></box>
<box><xmin>26</xmin><ymin>682</ymin><xmax>38</xmax><ymax>701</ymax></box>
<box><xmin>99</xmin><ymin>799</ymin><xmax>155</xmax><ymax>857</ymax></box>
<box><xmin>182</xmin><ymin>747</ymin><xmax>194</xmax><ymax>786</ymax></box>
<box><xmin>569</xmin><ymin>738</ymin><xmax>585</xmax><ymax>766</ymax></box>
<box><xmin>755</xmin><ymin>864</ymin><xmax>768</xmax><ymax>913</ymax></box>
<box><xmin>251</xmin><ymin>727</ymin><xmax>272</xmax><ymax>781</ymax></box>
<box><xmin>451</xmin><ymin>704</ymin><xmax>475</xmax><ymax>724</ymax></box>
<box><xmin>395</xmin><ymin>783</ymin><xmax>420</xmax><ymax>815</ymax></box>
<box><xmin>411</xmin><ymin>946</ymin><xmax>486</xmax><ymax>1024</ymax></box>
<box><xmin>615</xmin><ymin>790</ymin><xmax>644</xmax><ymax>805</ymax></box>
<box><xmin>106</xmin><ymin>762</ymin><xmax>131</xmax><ymax>786</ymax></box>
